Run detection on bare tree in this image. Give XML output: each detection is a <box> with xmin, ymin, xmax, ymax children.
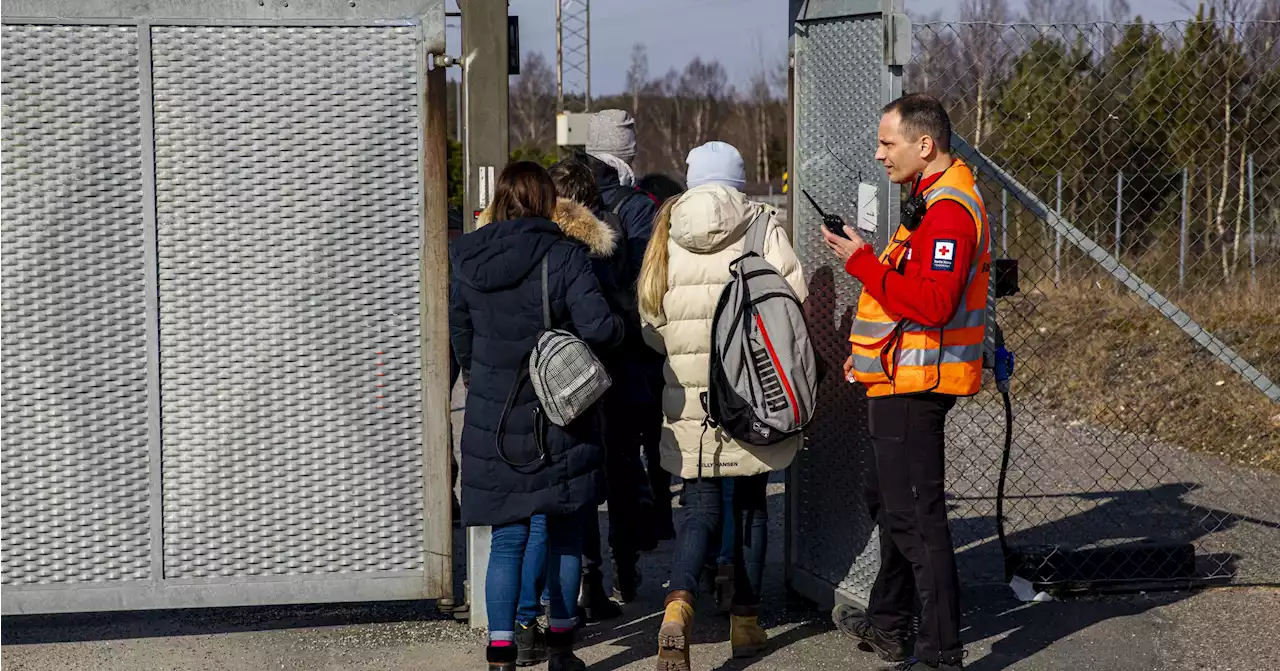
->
<box><xmin>1177</xmin><ymin>0</ymin><xmax>1259</xmax><ymax>23</ymax></box>
<box><xmin>907</xmin><ymin>13</ymin><xmax>960</xmax><ymax>100</ymax></box>
<box><xmin>1215</xmin><ymin>63</ymin><xmax>1232</xmax><ymax>281</ymax></box>
<box><xmin>625</xmin><ymin>44</ymin><xmax>649</xmax><ymax>117</ymax></box>
<box><xmin>647</xmin><ymin>58</ymin><xmax>730</xmax><ymax>174</ymax></box>
<box><xmin>959</xmin><ymin>0</ymin><xmax>1016</xmax><ymax>147</ymax></box>
<box><xmin>509</xmin><ymin>51</ymin><xmax>555</xmax><ymax>149</ymax></box>
<box><xmin>680</xmin><ymin>58</ymin><xmax>729</xmax><ymax>149</ymax></box>
<box><xmin>748</xmin><ymin>36</ymin><xmax>781</xmax><ymax>183</ymax></box>
<box><xmin>1025</xmin><ymin>0</ymin><xmax>1094</xmax><ymax>23</ymax></box>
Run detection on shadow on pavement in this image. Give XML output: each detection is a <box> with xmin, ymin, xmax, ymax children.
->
<box><xmin>0</xmin><ymin>599</ymin><xmax>456</xmax><ymax>645</ymax></box>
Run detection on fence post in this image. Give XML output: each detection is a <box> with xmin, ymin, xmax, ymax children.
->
<box><xmin>1055</xmin><ymin>172</ymin><xmax>1062</xmax><ymax>286</ymax></box>
<box><xmin>1179</xmin><ymin>167</ymin><xmax>1187</xmax><ymax>288</ymax></box>
<box><xmin>1001</xmin><ymin>189</ymin><xmax>1008</xmax><ymax>254</ymax></box>
<box><xmin>1115</xmin><ymin>172</ymin><xmax>1123</xmax><ymax>259</ymax></box>
<box><xmin>1248</xmin><ymin>154</ymin><xmax>1255</xmax><ymax>288</ymax></box>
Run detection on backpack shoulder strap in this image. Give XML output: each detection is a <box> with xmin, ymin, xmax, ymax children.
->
<box><xmin>610</xmin><ymin>192</ymin><xmax>630</xmax><ymax>216</ymax></box>
<box><xmin>540</xmin><ymin>254</ymin><xmax>551</xmax><ymax>329</ymax></box>
<box><xmin>743</xmin><ymin>208</ymin><xmax>771</xmax><ymax>257</ymax></box>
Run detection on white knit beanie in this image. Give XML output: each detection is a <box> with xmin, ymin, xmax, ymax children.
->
<box><xmin>685</xmin><ymin>141</ymin><xmax>746</xmax><ymax>190</ymax></box>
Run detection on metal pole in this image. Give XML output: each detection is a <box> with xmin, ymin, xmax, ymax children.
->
<box><xmin>423</xmin><ymin>54</ymin><xmax>454</xmax><ymax>605</ymax></box>
<box><xmin>1248</xmin><ymin>154</ymin><xmax>1256</xmax><ymax>287</ymax></box>
<box><xmin>555</xmin><ymin>0</ymin><xmax>564</xmax><ymax>114</ymax></box>
<box><xmin>461</xmin><ymin>0</ymin><xmax>509</xmax><ymax>233</ymax></box>
<box><xmin>459</xmin><ymin>0</ymin><xmax>511</xmax><ymax>624</ymax></box>
<box><xmin>1001</xmin><ymin>189</ymin><xmax>1008</xmax><ymax>254</ymax></box>
<box><xmin>1115</xmin><ymin>172</ymin><xmax>1123</xmax><ymax>259</ymax></box>
<box><xmin>1055</xmin><ymin>172</ymin><xmax>1062</xmax><ymax>285</ymax></box>
<box><xmin>584</xmin><ymin>0</ymin><xmax>591</xmax><ymax>112</ymax></box>
<box><xmin>1179</xmin><ymin>167</ymin><xmax>1188</xmax><ymax>288</ymax></box>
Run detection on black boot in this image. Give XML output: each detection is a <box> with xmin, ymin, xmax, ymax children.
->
<box><xmin>832</xmin><ymin>604</ymin><xmax>910</xmax><ymax>663</ymax></box>
<box><xmin>485</xmin><ymin>643</ymin><xmax>518</xmax><ymax>671</ymax></box>
<box><xmin>513</xmin><ymin>620</ymin><xmax>547</xmax><ymax>667</ymax></box>
<box><xmin>546</xmin><ymin>629</ymin><xmax>586</xmax><ymax>671</ymax></box>
<box><xmin>611</xmin><ymin>558</ymin><xmax>641</xmax><ymax>604</ymax></box>
<box><xmin>713</xmin><ymin>563</ymin><xmax>735</xmax><ymax>615</ymax></box>
<box><xmin>578</xmin><ymin>566</ymin><xmax>622</xmax><ymax>623</ymax></box>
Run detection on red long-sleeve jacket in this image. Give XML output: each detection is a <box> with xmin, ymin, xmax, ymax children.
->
<box><xmin>843</xmin><ymin>171</ymin><xmax>978</xmax><ymax>328</ymax></box>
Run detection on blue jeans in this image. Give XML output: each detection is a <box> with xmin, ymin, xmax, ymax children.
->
<box><xmin>701</xmin><ymin>479</ymin><xmax>736</xmax><ymax>567</ymax></box>
<box><xmin>517</xmin><ymin>515</ymin><xmax>548</xmax><ymax>625</ymax></box>
<box><xmin>669</xmin><ymin>474</ymin><xmax>768</xmax><ymax>606</ymax></box>
<box><xmin>487</xmin><ymin>511</ymin><xmax>585</xmax><ymax>642</ymax></box>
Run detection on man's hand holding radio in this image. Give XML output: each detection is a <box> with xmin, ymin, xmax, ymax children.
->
<box><xmin>821</xmin><ymin>216</ymin><xmax>871</xmax><ymax>263</ymax></box>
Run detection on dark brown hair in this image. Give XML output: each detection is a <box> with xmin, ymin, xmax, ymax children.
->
<box><xmin>548</xmin><ymin>160</ymin><xmax>602</xmax><ymax>209</ymax></box>
<box><xmin>637</xmin><ymin>173</ymin><xmax>686</xmax><ymax>205</ymax></box>
<box><xmin>883</xmin><ymin>92</ymin><xmax>952</xmax><ymax>152</ymax></box>
<box><xmin>490</xmin><ymin>161</ymin><xmax>557</xmax><ymax>222</ymax></box>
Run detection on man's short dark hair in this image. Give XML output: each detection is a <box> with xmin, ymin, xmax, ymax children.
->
<box><xmin>883</xmin><ymin>93</ymin><xmax>951</xmax><ymax>153</ymax></box>
<box><xmin>548</xmin><ymin>159</ymin><xmax>603</xmax><ymax>209</ymax></box>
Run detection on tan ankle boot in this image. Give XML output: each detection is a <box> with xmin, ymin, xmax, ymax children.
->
<box><xmin>729</xmin><ymin>605</ymin><xmax>768</xmax><ymax>659</ymax></box>
<box><xmin>656</xmin><ymin>590</ymin><xmax>694</xmax><ymax>671</ymax></box>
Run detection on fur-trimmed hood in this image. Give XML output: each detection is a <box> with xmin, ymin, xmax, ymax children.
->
<box><xmin>475</xmin><ymin>198</ymin><xmax>618</xmax><ymax>258</ymax></box>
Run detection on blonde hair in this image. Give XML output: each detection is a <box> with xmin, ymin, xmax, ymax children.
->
<box><xmin>637</xmin><ymin>196</ymin><xmax>678</xmax><ymax>319</ymax></box>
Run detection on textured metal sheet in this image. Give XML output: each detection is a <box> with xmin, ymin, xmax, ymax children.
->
<box><xmin>791</xmin><ymin>15</ymin><xmax>888</xmax><ymax>606</ymax></box>
<box><xmin>0</xmin><ymin>25</ymin><xmax>153</xmax><ymax>586</ymax></box>
<box><xmin>152</xmin><ymin>26</ymin><xmax>425</xmax><ymax>579</ymax></box>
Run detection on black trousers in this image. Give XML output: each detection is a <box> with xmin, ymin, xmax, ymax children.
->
<box><xmin>639</xmin><ymin>402</ymin><xmax>672</xmax><ymax>531</ymax></box>
<box><xmin>583</xmin><ymin>397</ymin><xmax>657</xmax><ymax>569</ymax></box>
<box><xmin>865</xmin><ymin>393</ymin><xmax>963</xmax><ymax>666</ymax></box>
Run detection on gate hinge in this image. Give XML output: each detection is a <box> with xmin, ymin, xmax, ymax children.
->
<box><xmin>432</xmin><ymin>53</ymin><xmax>462</xmax><ymax>68</ymax></box>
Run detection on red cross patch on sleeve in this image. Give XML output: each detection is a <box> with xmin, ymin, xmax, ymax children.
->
<box><xmin>931</xmin><ymin>239</ymin><xmax>956</xmax><ymax>272</ymax></box>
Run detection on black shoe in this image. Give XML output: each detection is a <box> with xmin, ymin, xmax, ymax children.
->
<box><xmin>713</xmin><ymin>563</ymin><xmax>735</xmax><ymax>615</ymax></box>
<box><xmin>611</xmin><ymin>559</ymin><xmax>641</xmax><ymax>604</ymax></box>
<box><xmin>546</xmin><ymin>629</ymin><xmax>586</xmax><ymax>671</ymax></box>
<box><xmin>486</xmin><ymin>643</ymin><xmax>518</xmax><ymax>671</ymax></box>
<box><xmin>578</xmin><ymin>567</ymin><xmax>622</xmax><ymax>623</ymax></box>
<box><xmin>832</xmin><ymin>604</ymin><xmax>909</xmax><ymax>663</ymax></box>
<box><xmin>513</xmin><ymin>621</ymin><xmax>547</xmax><ymax>667</ymax></box>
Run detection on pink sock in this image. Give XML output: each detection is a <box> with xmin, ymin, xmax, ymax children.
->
<box><xmin>490</xmin><ymin>640</ymin><xmax>514</xmax><ymax>647</ymax></box>
<box><xmin>549</xmin><ymin>626</ymin><xmax>573</xmax><ymax>634</ymax></box>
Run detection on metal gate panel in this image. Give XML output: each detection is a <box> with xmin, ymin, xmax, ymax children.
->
<box><xmin>1</xmin><ymin>25</ymin><xmax>153</xmax><ymax>587</ymax></box>
<box><xmin>1</xmin><ymin>0</ymin><xmax>448</xmax><ymax>615</ymax></box>
<box><xmin>152</xmin><ymin>26</ymin><xmax>425</xmax><ymax>580</ymax></box>
<box><xmin>788</xmin><ymin>0</ymin><xmax>902</xmax><ymax>608</ymax></box>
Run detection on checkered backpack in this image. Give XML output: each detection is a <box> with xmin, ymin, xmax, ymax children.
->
<box><xmin>496</xmin><ymin>256</ymin><xmax>612</xmax><ymax>467</ymax></box>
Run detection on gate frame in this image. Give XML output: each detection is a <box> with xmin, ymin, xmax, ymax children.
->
<box><xmin>1</xmin><ymin>0</ymin><xmax>452</xmax><ymax>615</ymax></box>
<box><xmin>785</xmin><ymin>0</ymin><xmax>906</xmax><ymax>611</ymax></box>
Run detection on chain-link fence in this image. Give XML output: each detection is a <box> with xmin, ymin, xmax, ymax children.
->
<box><xmin>909</xmin><ymin>18</ymin><xmax>1280</xmax><ymax>588</ymax></box>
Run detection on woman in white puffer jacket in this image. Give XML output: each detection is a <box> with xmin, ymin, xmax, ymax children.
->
<box><xmin>637</xmin><ymin>141</ymin><xmax>807</xmax><ymax>671</ymax></box>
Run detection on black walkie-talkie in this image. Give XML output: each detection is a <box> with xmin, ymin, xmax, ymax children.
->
<box><xmin>801</xmin><ymin>189</ymin><xmax>850</xmax><ymax>240</ymax></box>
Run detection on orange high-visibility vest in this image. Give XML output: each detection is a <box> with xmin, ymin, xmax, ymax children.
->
<box><xmin>849</xmin><ymin>159</ymin><xmax>991</xmax><ymax>398</ymax></box>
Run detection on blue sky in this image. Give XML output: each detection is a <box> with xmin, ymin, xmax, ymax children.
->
<box><xmin>446</xmin><ymin>0</ymin><xmax>1193</xmax><ymax>95</ymax></box>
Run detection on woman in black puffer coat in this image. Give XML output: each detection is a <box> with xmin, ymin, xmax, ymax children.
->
<box><xmin>449</xmin><ymin>161</ymin><xmax>623</xmax><ymax>671</ymax></box>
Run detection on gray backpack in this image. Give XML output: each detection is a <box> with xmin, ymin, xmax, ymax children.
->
<box><xmin>496</xmin><ymin>256</ymin><xmax>612</xmax><ymax>468</ymax></box>
<box><xmin>528</xmin><ymin>255</ymin><xmax>612</xmax><ymax>427</ymax></box>
<box><xmin>701</xmin><ymin>210</ymin><xmax>816</xmax><ymax>447</ymax></box>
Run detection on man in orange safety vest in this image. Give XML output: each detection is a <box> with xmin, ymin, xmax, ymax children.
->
<box><xmin>821</xmin><ymin>93</ymin><xmax>990</xmax><ymax>671</ymax></box>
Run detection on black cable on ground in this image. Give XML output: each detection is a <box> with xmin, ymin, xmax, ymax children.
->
<box><xmin>996</xmin><ymin>388</ymin><xmax>1014</xmax><ymax>580</ymax></box>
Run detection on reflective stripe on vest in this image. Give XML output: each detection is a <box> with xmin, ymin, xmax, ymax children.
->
<box><xmin>848</xmin><ymin>158</ymin><xmax>991</xmax><ymax>398</ymax></box>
